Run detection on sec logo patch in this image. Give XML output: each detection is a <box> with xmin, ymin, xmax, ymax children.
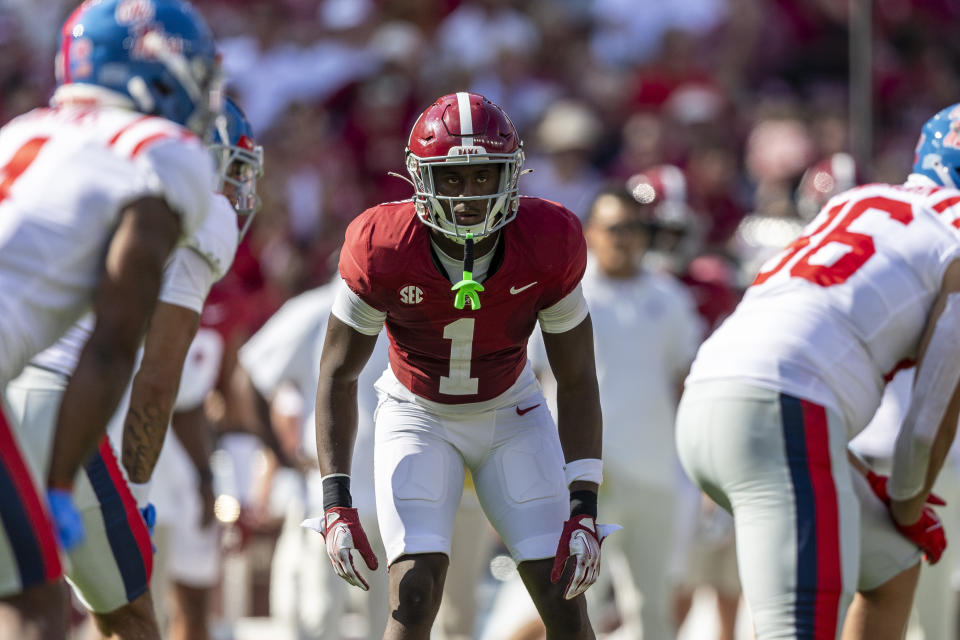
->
<box><xmin>399</xmin><ymin>285</ymin><xmax>423</xmax><ymax>305</ymax></box>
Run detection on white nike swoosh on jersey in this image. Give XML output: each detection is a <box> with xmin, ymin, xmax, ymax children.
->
<box><xmin>510</xmin><ymin>282</ymin><xmax>538</xmax><ymax>294</ymax></box>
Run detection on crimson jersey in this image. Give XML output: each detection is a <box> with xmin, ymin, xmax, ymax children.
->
<box><xmin>340</xmin><ymin>196</ymin><xmax>586</xmax><ymax>404</ymax></box>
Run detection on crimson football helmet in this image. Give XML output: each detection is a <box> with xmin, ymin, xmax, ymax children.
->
<box><xmin>626</xmin><ymin>165</ymin><xmax>704</xmax><ymax>272</ymax></box>
<box><xmin>796</xmin><ymin>152</ymin><xmax>857</xmax><ymax>220</ymax></box>
<box><xmin>626</xmin><ymin>164</ymin><xmax>694</xmax><ymax>231</ymax></box>
<box><xmin>403</xmin><ymin>92</ymin><xmax>524</xmax><ymax>242</ymax></box>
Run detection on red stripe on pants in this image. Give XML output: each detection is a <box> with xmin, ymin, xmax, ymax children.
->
<box><xmin>97</xmin><ymin>439</ymin><xmax>153</xmax><ymax>581</ymax></box>
<box><xmin>801</xmin><ymin>400</ymin><xmax>842</xmax><ymax>638</ymax></box>
<box><xmin>0</xmin><ymin>406</ymin><xmax>62</xmax><ymax>581</ymax></box>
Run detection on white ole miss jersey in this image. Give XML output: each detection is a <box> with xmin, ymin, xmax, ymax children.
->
<box><xmin>31</xmin><ymin>193</ymin><xmax>238</xmax><ymax>377</ymax></box>
<box><xmin>0</xmin><ymin>104</ymin><xmax>215</xmax><ymax>385</ymax></box>
<box><xmin>688</xmin><ymin>181</ymin><xmax>960</xmax><ymax>435</ymax></box>
<box><xmin>173</xmin><ymin>327</ymin><xmax>224</xmax><ymax>413</ymax></box>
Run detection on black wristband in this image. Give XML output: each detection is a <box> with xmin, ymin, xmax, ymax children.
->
<box><xmin>322</xmin><ymin>474</ymin><xmax>352</xmax><ymax>511</ymax></box>
<box><xmin>569</xmin><ymin>489</ymin><xmax>597</xmax><ymax>519</ymax></box>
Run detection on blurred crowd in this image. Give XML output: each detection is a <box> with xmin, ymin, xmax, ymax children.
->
<box><xmin>8</xmin><ymin>0</ymin><xmax>960</xmax><ymax>299</ymax></box>
<box><xmin>6</xmin><ymin>0</ymin><xmax>960</xmax><ymax>638</ymax></box>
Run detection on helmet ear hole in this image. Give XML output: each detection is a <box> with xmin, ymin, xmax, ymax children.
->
<box><xmin>153</xmin><ymin>78</ymin><xmax>175</xmax><ymax>98</ymax></box>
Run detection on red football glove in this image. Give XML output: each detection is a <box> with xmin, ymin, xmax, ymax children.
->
<box><xmin>550</xmin><ymin>515</ymin><xmax>620</xmax><ymax>600</ymax></box>
<box><xmin>865</xmin><ymin>470</ymin><xmax>947</xmax><ymax>564</ymax></box>
<box><xmin>301</xmin><ymin>507</ymin><xmax>379</xmax><ymax>590</ymax></box>
<box><xmin>896</xmin><ymin>506</ymin><xmax>947</xmax><ymax>564</ymax></box>
<box><xmin>865</xmin><ymin>470</ymin><xmax>946</xmax><ymax>506</ymax></box>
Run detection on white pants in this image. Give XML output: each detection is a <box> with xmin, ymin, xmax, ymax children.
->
<box><xmin>593</xmin><ymin>480</ymin><xmax>677</xmax><ymax>640</ymax></box>
<box><xmin>4</xmin><ymin>366</ymin><xmax>153</xmax><ymax>612</ymax></box>
<box><xmin>676</xmin><ymin>380</ymin><xmax>920</xmax><ymax>640</ymax></box>
<box><xmin>153</xmin><ymin>434</ymin><xmax>221</xmax><ymax>588</ymax></box>
<box><xmin>864</xmin><ymin>456</ymin><xmax>960</xmax><ymax>640</ymax></box>
<box><xmin>374</xmin><ymin>390</ymin><xmax>567</xmax><ymax>565</ymax></box>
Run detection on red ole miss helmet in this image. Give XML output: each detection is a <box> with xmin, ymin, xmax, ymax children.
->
<box><xmin>404</xmin><ymin>92</ymin><xmax>524</xmax><ymax>242</ymax></box>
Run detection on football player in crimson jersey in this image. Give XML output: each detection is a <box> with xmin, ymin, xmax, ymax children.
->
<box><xmin>303</xmin><ymin>92</ymin><xmax>612</xmax><ymax>639</ymax></box>
<box><xmin>676</xmin><ymin>103</ymin><xmax>960</xmax><ymax>640</ymax></box>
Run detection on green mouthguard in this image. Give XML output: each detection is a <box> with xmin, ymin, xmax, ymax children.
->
<box><xmin>452</xmin><ymin>233</ymin><xmax>483</xmax><ymax>309</ymax></box>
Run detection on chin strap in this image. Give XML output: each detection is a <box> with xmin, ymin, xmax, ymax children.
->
<box><xmin>452</xmin><ymin>233</ymin><xmax>484</xmax><ymax>310</ymax></box>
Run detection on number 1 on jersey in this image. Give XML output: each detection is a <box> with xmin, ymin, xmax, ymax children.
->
<box><xmin>440</xmin><ymin>318</ymin><xmax>479</xmax><ymax>395</ymax></box>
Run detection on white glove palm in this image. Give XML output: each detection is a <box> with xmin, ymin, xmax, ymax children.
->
<box><xmin>302</xmin><ymin>507</ymin><xmax>379</xmax><ymax>590</ymax></box>
<box><xmin>551</xmin><ymin>515</ymin><xmax>621</xmax><ymax>599</ymax></box>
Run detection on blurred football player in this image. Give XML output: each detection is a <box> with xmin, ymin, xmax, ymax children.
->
<box><xmin>6</xmin><ymin>93</ymin><xmax>259</xmax><ymax>640</ymax></box>
<box><xmin>153</xmin><ymin>326</ymin><xmax>224</xmax><ymax>640</ymax></box>
<box><xmin>302</xmin><ymin>92</ymin><xmax>612</xmax><ymax>639</ymax></box>
<box><xmin>232</xmin><ymin>277</ymin><xmax>392</xmax><ymax>640</ymax></box>
<box><xmin>145</xmin><ymin>98</ymin><xmax>263</xmax><ymax>640</ymax></box>
<box><xmin>578</xmin><ymin>186</ymin><xmax>701</xmax><ymax>639</ymax></box>
<box><xmin>0</xmin><ymin>1</ymin><xmax>221</xmax><ymax>637</ymax></box>
<box><xmin>627</xmin><ymin>165</ymin><xmax>703</xmax><ymax>275</ymax></box>
<box><xmin>849</xmin><ymin>368</ymin><xmax>960</xmax><ymax>640</ymax></box>
<box><xmin>676</xmin><ymin>103</ymin><xmax>960</xmax><ymax>639</ymax></box>
<box><xmin>528</xmin><ymin>185</ymin><xmax>702</xmax><ymax>639</ymax></box>
<box><xmin>795</xmin><ymin>153</ymin><xmax>858</xmax><ymax>221</ymax></box>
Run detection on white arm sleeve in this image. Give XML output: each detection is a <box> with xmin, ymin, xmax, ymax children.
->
<box><xmin>239</xmin><ymin>286</ymin><xmax>334</xmax><ymax>396</ymax></box>
<box><xmin>537</xmin><ymin>285</ymin><xmax>589</xmax><ymax>334</ymax></box>
<box><xmin>174</xmin><ymin>328</ymin><xmax>223</xmax><ymax>412</ymax></box>
<box><xmin>182</xmin><ymin>193</ymin><xmax>239</xmax><ymax>280</ymax></box>
<box><xmin>158</xmin><ymin>245</ymin><xmax>218</xmax><ymax>313</ymax></box>
<box><xmin>331</xmin><ymin>278</ymin><xmax>386</xmax><ymax>336</ymax></box>
<box><xmin>890</xmin><ymin>292</ymin><xmax>960</xmax><ymax>499</ymax></box>
<box><xmin>134</xmin><ymin>137</ymin><xmax>216</xmax><ymax>238</ymax></box>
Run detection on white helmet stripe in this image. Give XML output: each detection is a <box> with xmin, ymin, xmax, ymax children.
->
<box><xmin>659</xmin><ymin>165</ymin><xmax>687</xmax><ymax>202</ymax></box>
<box><xmin>830</xmin><ymin>152</ymin><xmax>856</xmax><ymax>191</ymax></box>
<box><xmin>456</xmin><ymin>91</ymin><xmax>474</xmax><ymax>146</ymax></box>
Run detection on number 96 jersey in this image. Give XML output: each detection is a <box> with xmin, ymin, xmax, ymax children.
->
<box><xmin>339</xmin><ymin>197</ymin><xmax>586</xmax><ymax>405</ymax></box>
<box><xmin>688</xmin><ymin>182</ymin><xmax>960</xmax><ymax>434</ymax></box>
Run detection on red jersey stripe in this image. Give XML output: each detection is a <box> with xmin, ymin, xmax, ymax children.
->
<box><xmin>0</xmin><ymin>137</ymin><xmax>49</xmax><ymax>205</ymax></box>
<box><xmin>130</xmin><ymin>131</ymin><xmax>195</xmax><ymax>158</ymax></box>
<box><xmin>107</xmin><ymin>115</ymin><xmax>155</xmax><ymax>147</ymax></box>
<box><xmin>933</xmin><ymin>195</ymin><xmax>960</xmax><ymax>213</ymax></box>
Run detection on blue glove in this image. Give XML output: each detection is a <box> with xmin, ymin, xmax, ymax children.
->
<box><xmin>139</xmin><ymin>503</ymin><xmax>156</xmax><ymax>538</ymax></box>
<box><xmin>46</xmin><ymin>488</ymin><xmax>84</xmax><ymax>551</ymax></box>
<box><xmin>139</xmin><ymin>502</ymin><xmax>157</xmax><ymax>553</ymax></box>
